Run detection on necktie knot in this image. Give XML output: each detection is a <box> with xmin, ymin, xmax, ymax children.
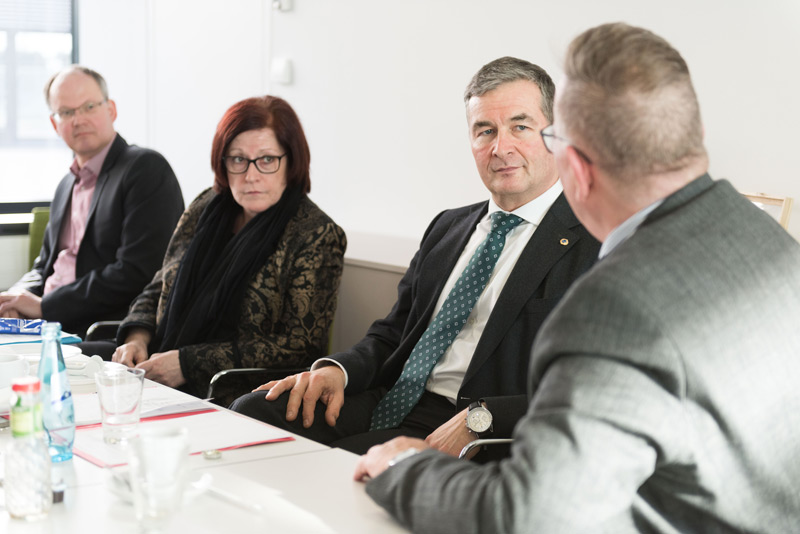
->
<box><xmin>489</xmin><ymin>211</ymin><xmax>524</xmax><ymax>236</ymax></box>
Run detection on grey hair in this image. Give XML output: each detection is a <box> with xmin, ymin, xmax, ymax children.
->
<box><xmin>464</xmin><ymin>56</ymin><xmax>555</xmax><ymax>123</ymax></box>
<box><xmin>560</xmin><ymin>23</ymin><xmax>706</xmax><ymax>181</ymax></box>
<box><xmin>44</xmin><ymin>65</ymin><xmax>109</xmax><ymax>108</ymax></box>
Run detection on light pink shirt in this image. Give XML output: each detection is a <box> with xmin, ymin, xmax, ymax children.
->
<box><xmin>43</xmin><ymin>140</ymin><xmax>114</xmax><ymax>295</ymax></box>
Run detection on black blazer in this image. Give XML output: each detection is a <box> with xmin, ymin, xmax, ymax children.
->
<box><xmin>330</xmin><ymin>194</ymin><xmax>600</xmax><ymax>435</ymax></box>
<box><xmin>13</xmin><ymin>134</ymin><xmax>184</xmax><ymax>337</ymax></box>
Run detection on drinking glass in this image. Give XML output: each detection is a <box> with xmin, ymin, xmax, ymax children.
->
<box><xmin>127</xmin><ymin>426</ymin><xmax>189</xmax><ymax>533</ymax></box>
<box><xmin>95</xmin><ymin>367</ymin><xmax>145</xmax><ymax>444</ymax></box>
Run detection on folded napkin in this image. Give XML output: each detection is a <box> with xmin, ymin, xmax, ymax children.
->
<box><xmin>0</xmin><ymin>318</ymin><xmax>45</xmax><ymax>334</ymax></box>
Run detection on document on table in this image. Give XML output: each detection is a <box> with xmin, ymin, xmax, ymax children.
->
<box><xmin>74</xmin><ymin>410</ymin><xmax>294</xmax><ymax>467</ymax></box>
<box><xmin>73</xmin><ymin>382</ymin><xmax>212</xmax><ymax>427</ymax></box>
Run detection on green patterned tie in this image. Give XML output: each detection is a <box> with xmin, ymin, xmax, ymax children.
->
<box><xmin>370</xmin><ymin>211</ymin><xmax>523</xmax><ymax>430</ymax></box>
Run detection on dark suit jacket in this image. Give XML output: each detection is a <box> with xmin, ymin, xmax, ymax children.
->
<box><xmin>13</xmin><ymin>134</ymin><xmax>184</xmax><ymax>337</ymax></box>
<box><xmin>331</xmin><ymin>193</ymin><xmax>600</xmax><ymax>435</ymax></box>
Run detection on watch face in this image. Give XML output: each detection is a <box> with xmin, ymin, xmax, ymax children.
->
<box><xmin>467</xmin><ymin>408</ymin><xmax>492</xmax><ymax>433</ymax></box>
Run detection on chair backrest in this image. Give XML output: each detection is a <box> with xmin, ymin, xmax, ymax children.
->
<box><xmin>742</xmin><ymin>192</ymin><xmax>793</xmax><ymax>229</ymax></box>
<box><xmin>28</xmin><ymin>207</ymin><xmax>50</xmax><ymax>268</ymax></box>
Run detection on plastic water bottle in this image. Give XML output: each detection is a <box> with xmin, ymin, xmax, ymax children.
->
<box><xmin>37</xmin><ymin>321</ymin><xmax>75</xmax><ymax>462</ymax></box>
<box><xmin>4</xmin><ymin>376</ymin><xmax>53</xmax><ymax>519</ymax></box>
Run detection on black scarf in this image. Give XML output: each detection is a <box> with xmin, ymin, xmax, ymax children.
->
<box><xmin>155</xmin><ymin>185</ymin><xmax>303</xmax><ymax>353</ymax></box>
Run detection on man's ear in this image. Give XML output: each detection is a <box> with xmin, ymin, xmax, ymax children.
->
<box><xmin>566</xmin><ymin>146</ymin><xmax>594</xmax><ymax>203</ymax></box>
<box><xmin>107</xmin><ymin>99</ymin><xmax>118</xmax><ymax>122</ymax></box>
<box><xmin>50</xmin><ymin>115</ymin><xmax>59</xmax><ymax>134</ymax></box>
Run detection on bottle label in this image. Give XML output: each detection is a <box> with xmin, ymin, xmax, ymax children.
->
<box><xmin>10</xmin><ymin>404</ymin><xmax>44</xmax><ymax>438</ymax></box>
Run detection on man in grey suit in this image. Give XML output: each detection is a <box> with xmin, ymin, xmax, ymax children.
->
<box><xmin>355</xmin><ymin>23</ymin><xmax>800</xmax><ymax>533</ymax></box>
<box><xmin>232</xmin><ymin>57</ymin><xmax>599</xmax><ymax>458</ymax></box>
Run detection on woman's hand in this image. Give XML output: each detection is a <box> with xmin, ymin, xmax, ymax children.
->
<box><xmin>136</xmin><ymin>350</ymin><xmax>186</xmax><ymax>388</ymax></box>
<box><xmin>113</xmin><ymin>328</ymin><xmax>152</xmax><ymax>368</ymax></box>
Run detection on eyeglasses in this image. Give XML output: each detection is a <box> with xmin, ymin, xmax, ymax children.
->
<box><xmin>540</xmin><ymin>125</ymin><xmax>593</xmax><ymax>164</ymax></box>
<box><xmin>51</xmin><ymin>100</ymin><xmax>106</xmax><ymax>122</ymax></box>
<box><xmin>223</xmin><ymin>154</ymin><xmax>287</xmax><ymax>175</ymax></box>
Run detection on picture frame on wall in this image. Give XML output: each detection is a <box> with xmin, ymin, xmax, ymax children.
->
<box><xmin>743</xmin><ymin>193</ymin><xmax>794</xmax><ymax>229</ymax></box>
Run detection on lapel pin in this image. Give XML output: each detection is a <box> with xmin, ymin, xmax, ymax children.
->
<box><xmin>560</xmin><ymin>238</ymin><xmax>569</xmax><ymax>246</ymax></box>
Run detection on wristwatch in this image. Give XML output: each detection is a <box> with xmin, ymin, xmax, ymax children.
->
<box><xmin>465</xmin><ymin>401</ymin><xmax>493</xmax><ymax>438</ymax></box>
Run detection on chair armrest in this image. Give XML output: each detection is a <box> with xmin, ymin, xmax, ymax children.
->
<box><xmin>85</xmin><ymin>321</ymin><xmax>123</xmax><ymax>341</ymax></box>
<box><xmin>207</xmin><ymin>367</ymin><xmax>309</xmax><ymax>400</ymax></box>
<box><xmin>458</xmin><ymin>438</ymin><xmax>514</xmax><ymax>459</ymax></box>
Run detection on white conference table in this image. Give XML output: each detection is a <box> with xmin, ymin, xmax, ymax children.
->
<box><xmin>0</xmin><ymin>379</ymin><xmax>409</xmax><ymax>533</ymax></box>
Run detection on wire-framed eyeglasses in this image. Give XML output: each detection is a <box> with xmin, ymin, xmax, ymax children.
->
<box><xmin>540</xmin><ymin>125</ymin><xmax>593</xmax><ymax>164</ymax></box>
<box><xmin>51</xmin><ymin>100</ymin><xmax>107</xmax><ymax>122</ymax></box>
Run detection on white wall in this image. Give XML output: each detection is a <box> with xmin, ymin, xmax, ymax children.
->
<box><xmin>78</xmin><ymin>0</ymin><xmax>800</xmax><ymax>252</ymax></box>
<box><xmin>79</xmin><ymin>0</ymin><xmax>272</xmax><ymax>204</ymax></box>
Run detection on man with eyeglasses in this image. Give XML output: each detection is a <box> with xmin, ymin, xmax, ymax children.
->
<box><xmin>232</xmin><ymin>57</ymin><xmax>600</xmax><ymax>460</ymax></box>
<box><xmin>0</xmin><ymin>66</ymin><xmax>184</xmax><ymax>340</ymax></box>
<box><xmin>355</xmin><ymin>23</ymin><xmax>800</xmax><ymax>534</ymax></box>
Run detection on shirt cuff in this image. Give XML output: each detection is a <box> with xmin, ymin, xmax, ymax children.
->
<box><xmin>311</xmin><ymin>357</ymin><xmax>349</xmax><ymax>388</ymax></box>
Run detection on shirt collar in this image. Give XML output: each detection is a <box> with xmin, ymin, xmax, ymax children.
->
<box><xmin>69</xmin><ymin>137</ymin><xmax>115</xmax><ymax>185</ymax></box>
<box><xmin>598</xmin><ymin>198</ymin><xmax>664</xmax><ymax>259</ymax></box>
<box><xmin>487</xmin><ymin>180</ymin><xmax>563</xmax><ymax>226</ymax></box>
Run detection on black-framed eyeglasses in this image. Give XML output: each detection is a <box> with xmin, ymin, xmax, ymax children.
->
<box><xmin>51</xmin><ymin>100</ymin><xmax>107</xmax><ymax>122</ymax></box>
<box><xmin>540</xmin><ymin>125</ymin><xmax>593</xmax><ymax>164</ymax></box>
<box><xmin>223</xmin><ymin>154</ymin><xmax>287</xmax><ymax>175</ymax></box>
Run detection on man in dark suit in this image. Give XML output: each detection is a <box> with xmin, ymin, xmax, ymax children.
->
<box><xmin>231</xmin><ymin>57</ymin><xmax>600</xmax><ymax>457</ymax></box>
<box><xmin>355</xmin><ymin>24</ymin><xmax>800</xmax><ymax>533</ymax></box>
<box><xmin>0</xmin><ymin>66</ymin><xmax>184</xmax><ymax>338</ymax></box>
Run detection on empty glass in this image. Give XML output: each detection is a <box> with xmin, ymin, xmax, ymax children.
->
<box><xmin>94</xmin><ymin>367</ymin><xmax>145</xmax><ymax>444</ymax></box>
<box><xmin>127</xmin><ymin>426</ymin><xmax>189</xmax><ymax>533</ymax></box>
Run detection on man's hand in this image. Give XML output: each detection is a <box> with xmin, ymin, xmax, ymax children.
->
<box><xmin>113</xmin><ymin>328</ymin><xmax>152</xmax><ymax>368</ymax></box>
<box><xmin>0</xmin><ymin>290</ymin><xmax>43</xmax><ymax>319</ymax></box>
<box><xmin>135</xmin><ymin>349</ymin><xmax>185</xmax><ymax>388</ymax></box>
<box><xmin>425</xmin><ymin>407</ymin><xmax>479</xmax><ymax>458</ymax></box>
<box><xmin>253</xmin><ymin>365</ymin><xmax>346</xmax><ymax>428</ymax></box>
<box><xmin>353</xmin><ymin>437</ymin><xmax>430</xmax><ymax>482</ymax></box>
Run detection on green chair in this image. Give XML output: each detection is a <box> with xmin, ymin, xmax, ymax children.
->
<box><xmin>28</xmin><ymin>207</ymin><xmax>50</xmax><ymax>268</ymax></box>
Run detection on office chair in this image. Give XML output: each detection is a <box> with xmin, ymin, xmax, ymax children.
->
<box><xmin>85</xmin><ymin>320</ymin><xmax>333</xmax><ymax>401</ymax></box>
<box><xmin>28</xmin><ymin>207</ymin><xmax>50</xmax><ymax>267</ymax></box>
<box><xmin>206</xmin><ymin>324</ymin><xmax>333</xmax><ymax>399</ymax></box>
<box><xmin>459</xmin><ymin>438</ymin><xmax>514</xmax><ymax>459</ymax></box>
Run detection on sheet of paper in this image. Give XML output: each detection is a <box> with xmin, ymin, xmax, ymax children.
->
<box><xmin>73</xmin><ymin>409</ymin><xmax>293</xmax><ymax>467</ymax></box>
<box><xmin>73</xmin><ymin>382</ymin><xmax>212</xmax><ymax>427</ymax></box>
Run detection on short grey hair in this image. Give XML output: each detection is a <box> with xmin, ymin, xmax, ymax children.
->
<box><xmin>560</xmin><ymin>23</ymin><xmax>706</xmax><ymax>181</ymax></box>
<box><xmin>464</xmin><ymin>56</ymin><xmax>555</xmax><ymax>123</ymax></box>
<box><xmin>44</xmin><ymin>65</ymin><xmax>109</xmax><ymax>108</ymax></box>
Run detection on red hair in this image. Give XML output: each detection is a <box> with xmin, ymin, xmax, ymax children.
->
<box><xmin>210</xmin><ymin>95</ymin><xmax>311</xmax><ymax>194</ymax></box>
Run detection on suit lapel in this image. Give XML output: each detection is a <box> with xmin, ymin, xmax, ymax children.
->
<box><xmin>399</xmin><ymin>203</ymin><xmax>489</xmax><ymax>357</ymax></box>
<box><xmin>415</xmin><ymin>203</ymin><xmax>488</xmax><ymax>322</ymax></box>
<box><xmin>86</xmin><ymin>134</ymin><xmax>125</xmax><ymax>227</ymax></box>
<box><xmin>47</xmin><ymin>173</ymin><xmax>75</xmax><ymax>253</ymax></box>
<box><xmin>462</xmin><ymin>194</ymin><xmax>582</xmax><ymax>384</ymax></box>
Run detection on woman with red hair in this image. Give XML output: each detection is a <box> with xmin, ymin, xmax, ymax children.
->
<box><xmin>113</xmin><ymin>95</ymin><xmax>346</xmax><ymax>406</ymax></box>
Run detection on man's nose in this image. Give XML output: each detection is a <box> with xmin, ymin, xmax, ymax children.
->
<box><xmin>492</xmin><ymin>130</ymin><xmax>513</xmax><ymax>156</ymax></box>
<box><xmin>71</xmin><ymin>110</ymin><xmax>89</xmax><ymax>126</ymax></box>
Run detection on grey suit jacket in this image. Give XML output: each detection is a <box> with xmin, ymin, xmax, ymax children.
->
<box><xmin>13</xmin><ymin>134</ymin><xmax>184</xmax><ymax>337</ymax></box>
<box><xmin>367</xmin><ymin>175</ymin><xmax>800</xmax><ymax>533</ymax></box>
